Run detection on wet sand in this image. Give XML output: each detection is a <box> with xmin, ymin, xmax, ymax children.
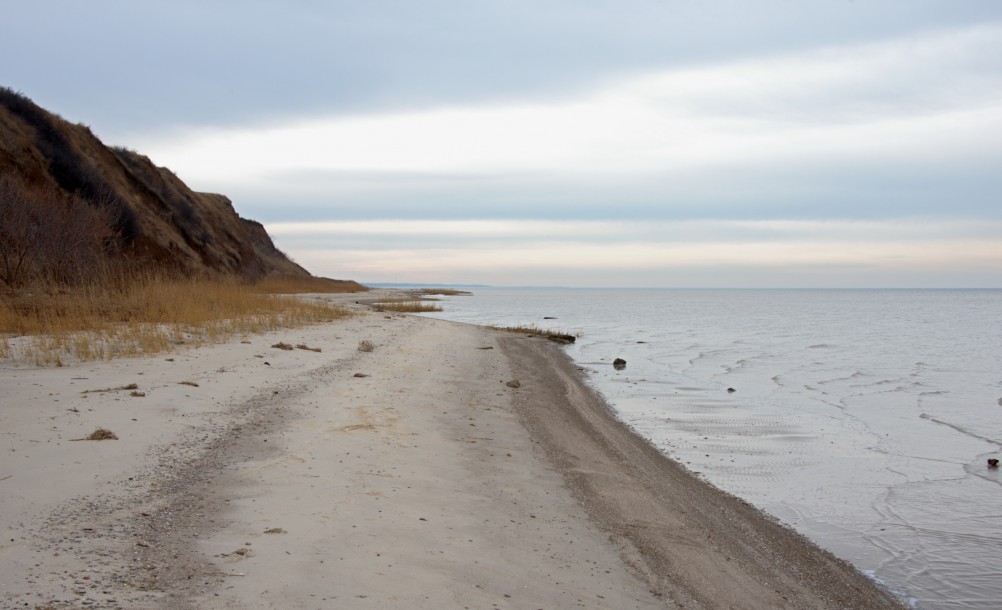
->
<box><xmin>0</xmin><ymin>298</ymin><xmax>904</xmax><ymax>609</ymax></box>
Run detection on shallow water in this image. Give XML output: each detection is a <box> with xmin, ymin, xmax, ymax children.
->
<box><xmin>425</xmin><ymin>288</ymin><xmax>1002</xmax><ymax>609</ymax></box>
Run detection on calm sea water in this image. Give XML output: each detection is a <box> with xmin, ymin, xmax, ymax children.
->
<box><xmin>424</xmin><ymin>288</ymin><xmax>1002</xmax><ymax>610</ymax></box>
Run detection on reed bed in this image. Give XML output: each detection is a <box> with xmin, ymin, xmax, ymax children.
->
<box><xmin>247</xmin><ymin>275</ymin><xmax>368</xmax><ymax>294</ymax></box>
<box><xmin>0</xmin><ymin>276</ymin><xmax>355</xmax><ymax>366</ymax></box>
<box><xmin>374</xmin><ymin>301</ymin><xmax>444</xmax><ymax>313</ymax></box>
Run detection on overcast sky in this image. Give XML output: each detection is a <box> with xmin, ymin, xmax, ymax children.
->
<box><xmin>6</xmin><ymin>1</ymin><xmax>1002</xmax><ymax>287</ymax></box>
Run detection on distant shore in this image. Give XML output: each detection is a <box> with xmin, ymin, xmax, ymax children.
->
<box><xmin>0</xmin><ymin>292</ymin><xmax>903</xmax><ymax>609</ymax></box>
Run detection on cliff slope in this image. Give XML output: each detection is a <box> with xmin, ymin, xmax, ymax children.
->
<box><xmin>0</xmin><ymin>87</ymin><xmax>310</xmax><ymax>284</ymax></box>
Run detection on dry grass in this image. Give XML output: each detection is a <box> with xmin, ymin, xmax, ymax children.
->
<box><xmin>487</xmin><ymin>323</ymin><xmax>550</xmax><ymax>335</ymax></box>
<box><xmin>0</xmin><ymin>275</ymin><xmax>355</xmax><ymax>366</ymax></box>
<box><xmin>248</xmin><ymin>275</ymin><xmax>368</xmax><ymax>294</ymax></box>
<box><xmin>357</xmin><ymin>340</ymin><xmax>374</xmax><ymax>352</ymax></box>
<box><xmin>375</xmin><ymin>301</ymin><xmax>443</xmax><ymax>313</ymax></box>
<box><xmin>488</xmin><ymin>324</ymin><xmax>579</xmax><ymax>344</ymax></box>
<box><xmin>374</xmin><ymin>296</ymin><xmax>433</xmax><ymax>304</ymax></box>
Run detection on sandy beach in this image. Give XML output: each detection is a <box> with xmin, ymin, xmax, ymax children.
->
<box><xmin>1</xmin><ymin>292</ymin><xmax>904</xmax><ymax>609</ymax></box>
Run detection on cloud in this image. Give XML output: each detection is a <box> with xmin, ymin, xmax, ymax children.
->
<box><xmin>11</xmin><ymin>1</ymin><xmax>1000</xmax><ymax>134</ymax></box>
<box><xmin>6</xmin><ymin>3</ymin><xmax>1000</xmax><ymax>287</ymax></box>
<box><xmin>136</xmin><ymin>23</ymin><xmax>1002</xmax><ymax>222</ymax></box>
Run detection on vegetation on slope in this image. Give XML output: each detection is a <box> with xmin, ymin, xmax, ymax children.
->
<box><xmin>0</xmin><ymin>86</ymin><xmax>332</xmax><ymax>281</ymax></box>
<box><xmin>0</xmin><ymin>87</ymin><xmax>368</xmax><ymax>365</ymax></box>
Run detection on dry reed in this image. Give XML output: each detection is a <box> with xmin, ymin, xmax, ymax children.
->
<box><xmin>248</xmin><ymin>275</ymin><xmax>367</xmax><ymax>294</ymax></box>
<box><xmin>375</xmin><ymin>301</ymin><xmax>443</xmax><ymax>313</ymax></box>
<box><xmin>0</xmin><ymin>275</ymin><xmax>355</xmax><ymax>366</ymax></box>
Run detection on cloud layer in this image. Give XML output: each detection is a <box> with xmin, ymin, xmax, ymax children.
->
<box><xmin>8</xmin><ymin>2</ymin><xmax>1000</xmax><ymax>286</ymax></box>
<box><xmin>139</xmin><ymin>23</ymin><xmax>1002</xmax><ymax>228</ymax></box>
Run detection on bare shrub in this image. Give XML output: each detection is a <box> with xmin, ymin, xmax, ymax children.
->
<box><xmin>0</xmin><ymin>175</ymin><xmax>120</xmax><ymax>287</ymax></box>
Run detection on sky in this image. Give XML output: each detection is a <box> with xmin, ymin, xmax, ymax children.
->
<box><xmin>5</xmin><ymin>0</ymin><xmax>1002</xmax><ymax>287</ymax></box>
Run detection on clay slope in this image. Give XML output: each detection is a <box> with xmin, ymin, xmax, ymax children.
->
<box><xmin>0</xmin><ymin>86</ymin><xmax>309</xmax><ymax>280</ymax></box>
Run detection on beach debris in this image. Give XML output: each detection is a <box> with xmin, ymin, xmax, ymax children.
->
<box><xmin>358</xmin><ymin>340</ymin><xmax>375</xmax><ymax>352</ymax></box>
<box><xmin>543</xmin><ymin>316</ymin><xmax>558</xmax><ymax>319</ymax></box>
<box><xmin>547</xmin><ymin>333</ymin><xmax>576</xmax><ymax>344</ymax></box>
<box><xmin>727</xmin><ymin>387</ymin><xmax>737</xmax><ymax>393</ymax></box>
<box><xmin>263</xmin><ymin>527</ymin><xmax>287</xmax><ymax>534</ymax></box>
<box><xmin>130</xmin><ymin>391</ymin><xmax>146</xmax><ymax>397</ymax></box>
<box><xmin>179</xmin><ymin>380</ymin><xmax>200</xmax><ymax>387</ymax></box>
<box><xmin>613</xmin><ymin>358</ymin><xmax>627</xmax><ymax>370</ymax></box>
<box><xmin>476</xmin><ymin>346</ymin><xmax>494</xmax><ymax>350</ymax></box>
<box><xmin>264</xmin><ymin>361</ymin><xmax>271</xmax><ymax>366</ymax></box>
<box><xmin>506</xmin><ymin>379</ymin><xmax>522</xmax><ymax>389</ymax></box>
<box><xmin>81</xmin><ymin>383</ymin><xmax>139</xmax><ymax>394</ymax></box>
<box><xmin>296</xmin><ymin>343</ymin><xmax>322</xmax><ymax>352</ymax></box>
<box><xmin>988</xmin><ymin>458</ymin><xmax>999</xmax><ymax>469</ymax></box>
<box><xmin>271</xmin><ymin>342</ymin><xmax>294</xmax><ymax>350</ymax></box>
<box><xmin>70</xmin><ymin>428</ymin><xmax>119</xmax><ymax>441</ymax></box>
<box><xmin>353</xmin><ymin>373</ymin><xmax>370</xmax><ymax>378</ymax></box>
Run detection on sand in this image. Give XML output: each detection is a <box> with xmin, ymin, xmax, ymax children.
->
<box><xmin>0</xmin><ymin>293</ymin><xmax>904</xmax><ymax>609</ymax></box>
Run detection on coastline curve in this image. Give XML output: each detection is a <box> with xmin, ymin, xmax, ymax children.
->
<box><xmin>498</xmin><ymin>333</ymin><xmax>906</xmax><ymax>610</ymax></box>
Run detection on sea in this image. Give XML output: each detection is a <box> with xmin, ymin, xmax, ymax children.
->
<box><xmin>422</xmin><ymin>288</ymin><xmax>1002</xmax><ymax>610</ymax></box>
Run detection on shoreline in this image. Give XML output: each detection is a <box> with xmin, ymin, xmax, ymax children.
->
<box><xmin>0</xmin><ymin>302</ymin><xmax>903</xmax><ymax>608</ymax></box>
<box><xmin>500</xmin><ymin>334</ymin><xmax>905</xmax><ymax>609</ymax></box>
